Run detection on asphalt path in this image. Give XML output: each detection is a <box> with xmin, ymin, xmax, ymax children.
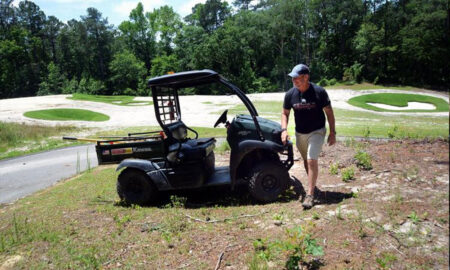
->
<box><xmin>0</xmin><ymin>144</ymin><xmax>98</xmax><ymax>204</ymax></box>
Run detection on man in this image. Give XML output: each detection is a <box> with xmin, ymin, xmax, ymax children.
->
<box><xmin>281</xmin><ymin>64</ymin><xmax>336</xmax><ymax>209</ymax></box>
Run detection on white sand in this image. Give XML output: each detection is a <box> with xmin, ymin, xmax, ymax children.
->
<box><xmin>0</xmin><ymin>89</ymin><xmax>447</xmax><ymax>129</ymax></box>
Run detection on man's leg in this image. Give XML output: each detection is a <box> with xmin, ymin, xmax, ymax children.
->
<box><xmin>306</xmin><ymin>159</ymin><xmax>318</xmax><ymax>196</ymax></box>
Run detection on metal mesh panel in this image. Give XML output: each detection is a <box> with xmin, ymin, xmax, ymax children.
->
<box><xmin>154</xmin><ymin>87</ymin><xmax>179</xmax><ymax>125</ymax></box>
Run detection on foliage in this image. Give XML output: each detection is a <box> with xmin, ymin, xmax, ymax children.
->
<box><xmin>329</xmin><ymin>162</ymin><xmax>339</xmax><ymax>175</ymax></box>
<box><xmin>252</xmin><ymin>224</ymin><xmax>323</xmax><ymax>269</ymax></box>
<box><xmin>109</xmin><ymin>50</ymin><xmax>146</xmax><ymax>95</ymax></box>
<box><xmin>354</xmin><ymin>151</ymin><xmax>373</xmax><ymax>170</ymax></box>
<box><xmin>0</xmin><ymin>0</ymin><xmax>449</xmax><ymax>99</ymax></box>
<box><xmin>341</xmin><ymin>166</ymin><xmax>355</xmax><ymax>182</ymax></box>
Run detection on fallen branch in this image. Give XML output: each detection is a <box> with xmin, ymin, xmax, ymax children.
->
<box><xmin>185</xmin><ymin>211</ymin><xmax>268</xmax><ymax>223</ymax></box>
<box><xmin>214</xmin><ymin>244</ymin><xmax>237</xmax><ymax>270</ymax></box>
<box><xmin>214</xmin><ymin>251</ymin><xmax>224</xmax><ymax>270</ymax></box>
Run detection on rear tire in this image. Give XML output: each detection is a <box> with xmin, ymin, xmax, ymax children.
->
<box><xmin>248</xmin><ymin>162</ymin><xmax>289</xmax><ymax>203</ymax></box>
<box><xmin>117</xmin><ymin>168</ymin><xmax>158</xmax><ymax>205</ymax></box>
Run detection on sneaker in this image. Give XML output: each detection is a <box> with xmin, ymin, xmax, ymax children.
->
<box><xmin>302</xmin><ymin>195</ymin><xmax>314</xmax><ymax>209</ymax></box>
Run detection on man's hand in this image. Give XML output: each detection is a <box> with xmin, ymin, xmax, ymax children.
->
<box><xmin>328</xmin><ymin>132</ymin><xmax>336</xmax><ymax>146</ymax></box>
<box><xmin>281</xmin><ymin>130</ymin><xmax>289</xmax><ymax>145</ymax></box>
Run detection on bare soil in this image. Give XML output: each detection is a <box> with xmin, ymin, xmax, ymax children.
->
<box><xmin>0</xmin><ymin>139</ymin><xmax>448</xmax><ymax>269</ymax></box>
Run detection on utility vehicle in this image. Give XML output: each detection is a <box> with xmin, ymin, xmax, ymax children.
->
<box><xmin>95</xmin><ymin>70</ymin><xmax>294</xmax><ymax>204</ymax></box>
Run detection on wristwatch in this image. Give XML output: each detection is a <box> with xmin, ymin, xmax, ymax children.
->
<box><xmin>281</xmin><ymin>128</ymin><xmax>287</xmax><ymax>132</ymax></box>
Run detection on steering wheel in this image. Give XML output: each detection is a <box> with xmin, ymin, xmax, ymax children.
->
<box><xmin>214</xmin><ymin>109</ymin><xmax>228</xmax><ymax>128</ymax></box>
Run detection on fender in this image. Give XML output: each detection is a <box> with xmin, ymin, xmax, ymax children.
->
<box><xmin>230</xmin><ymin>140</ymin><xmax>285</xmax><ymax>188</ymax></box>
<box><xmin>116</xmin><ymin>159</ymin><xmax>171</xmax><ymax>190</ymax></box>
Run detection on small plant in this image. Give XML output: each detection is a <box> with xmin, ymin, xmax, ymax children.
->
<box><xmin>169</xmin><ymin>195</ymin><xmax>187</xmax><ymax>208</ymax></box>
<box><xmin>251</xmin><ymin>224</ymin><xmax>324</xmax><ymax>269</ymax></box>
<box><xmin>376</xmin><ymin>252</ymin><xmax>397</xmax><ymax>269</ymax></box>
<box><xmin>362</xmin><ymin>126</ymin><xmax>371</xmax><ymax>138</ymax></box>
<box><xmin>387</xmin><ymin>125</ymin><xmax>399</xmax><ymax>139</ymax></box>
<box><xmin>354</xmin><ymin>150</ymin><xmax>373</xmax><ymax>170</ymax></box>
<box><xmin>336</xmin><ymin>206</ymin><xmax>344</xmax><ymax>220</ymax></box>
<box><xmin>329</xmin><ymin>162</ymin><xmax>339</xmax><ymax>175</ymax></box>
<box><xmin>341</xmin><ymin>166</ymin><xmax>355</xmax><ymax>182</ymax></box>
<box><xmin>407</xmin><ymin>211</ymin><xmax>421</xmax><ymax>224</ymax></box>
<box><xmin>311</xmin><ymin>212</ymin><xmax>320</xmax><ymax>220</ymax></box>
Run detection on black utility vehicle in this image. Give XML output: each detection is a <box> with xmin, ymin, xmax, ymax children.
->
<box><xmin>98</xmin><ymin>70</ymin><xmax>293</xmax><ymax>204</ymax></box>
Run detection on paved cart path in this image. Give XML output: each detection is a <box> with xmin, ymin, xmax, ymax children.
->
<box><xmin>0</xmin><ymin>144</ymin><xmax>97</xmax><ymax>204</ymax></box>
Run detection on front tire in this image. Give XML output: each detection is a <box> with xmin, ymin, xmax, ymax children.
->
<box><xmin>248</xmin><ymin>162</ymin><xmax>289</xmax><ymax>203</ymax></box>
<box><xmin>117</xmin><ymin>168</ymin><xmax>158</xmax><ymax>205</ymax></box>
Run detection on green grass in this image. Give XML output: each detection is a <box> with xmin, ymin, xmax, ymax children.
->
<box><xmin>69</xmin><ymin>93</ymin><xmax>153</xmax><ymax>106</ymax></box>
<box><xmin>24</xmin><ymin>109</ymin><xmax>110</xmax><ymax>122</ymax></box>
<box><xmin>94</xmin><ymin>126</ymin><xmax>227</xmax><ymax>139</ymax></box>
<box><xmin>348</xmin><ymin>93</ymin><xmax>449</xmax><ymax>112</ymax></box>
<box><xmin>226</xmin><ymin>100</ymin><xmax>448</xmax><ymax>139</ymax></box>
<box><xmin>0</xmin><ymin>122</ymin><xmax>84</xmax><ymax>160</ymax></box>
<box><xmin>326</xmin><ymin>82</ymin><xmax>421</xmax><ymax>91</ymax></box>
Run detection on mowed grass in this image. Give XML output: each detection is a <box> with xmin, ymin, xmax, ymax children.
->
<box><xmin>0</xmin><ymin>122</ymin><xmax>83</xmax><ymax>160</ymax></box>
<box><xmin>325</xmin><ymin>82</ymin><xmax>422</xmax><ymax>91</ymax></box>
<box><xmin>227</xmin><ymin>100</ymin><xmax>449</xmax><ymax>139</ymax></box>
<box><xmin>24</xmin><ymin>109</ymin><xmax>110</xmax><ymax>122</ymax></box>
<box><xmin>94</xmin><ymin>126</ymin><xmax>227</xmax><ymax>139</ymax></box>
<box><xmin>69</xmin><ymin>93</ymin><xmax>153</xmax><ymax>106</ymax></box>
<box><xmin>348</xmin><ymin>93</ymin><xmax>449</xmax><ymax>112</ymax></box>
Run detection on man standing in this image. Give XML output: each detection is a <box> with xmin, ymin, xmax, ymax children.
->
<box><xmin>281</xmin><ymin>64</ymin><xmax>336</xmax><ymax>209</ymax></box>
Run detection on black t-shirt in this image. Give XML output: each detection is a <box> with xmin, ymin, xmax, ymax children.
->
<box><xmin>283</xmin><ymin>83</ymin><xmax>331</xmax><ymax>134</ymax></box>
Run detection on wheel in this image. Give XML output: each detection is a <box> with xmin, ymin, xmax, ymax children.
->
<box><xmin>248</xmin><ymin>162</ymin><xmax>289</xmax><ymax>203</ymax></box>
<box><xmin>117</xmin><ymin>168</ymin><xmax>158</xmax><ymax>205</ymax></box>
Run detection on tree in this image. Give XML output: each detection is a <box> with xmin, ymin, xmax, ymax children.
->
<box><xmin>81</xmin><ymin>8</ymin><xmax>114</xmax><ymax>81</ymax></box>
<box><xmin>185</xmin><ymin>0</ymin><xmax>231</xmax><ymax>33</ymax></box>
<box><xmin>37</xmin><ymin>61</ymin><xmax>66</xmax><ymax>95</ymax></box>
<box><xmin>109</xmin><ymin>50</ymin><xmax>146</xmax><ymax>94</ymax></box>
<box><xmin>119</xmin><ymin>2</ymin><xmax>155</xmax><ymax>72</ymax></box>
<box><xmin>147</xmin><ymin>5</ymin><xmax>182</xmax><ymax>55</ymax></box>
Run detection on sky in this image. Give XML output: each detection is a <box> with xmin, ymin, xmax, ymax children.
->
<box><xmin>12</xmin><ymin>0</ymin><xmax>209</xmax><ymax>27</ymax></box>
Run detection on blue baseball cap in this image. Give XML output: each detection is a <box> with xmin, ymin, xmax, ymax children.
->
<box><xmin>288</xmin><ymin>64</ymin><xmax>310</xmax><ymax>78</ymax></box>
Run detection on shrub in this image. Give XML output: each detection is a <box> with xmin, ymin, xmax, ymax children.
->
<box><xmin>328</xmin><ymin>78</ymin><xmax>337</xmax><ymax>85</ymax></box>
<box><xmin>318</xmin><ymin>78</ymin><xmax>329</xmax><ymax>87</ymax></box>
<box><xmin>329</xmin><ymin>162</ymin><xmax>339</xmax><ymax>175</ymax></box>
<box><xmin>354</xmin><ymin>151</ymin><xmax>373</xmax><ymax>170</ymax></box>
<box><xmin>342</xmin><ymin>167</ymin><xmax>355</xmax><ymax>182</ymax></box>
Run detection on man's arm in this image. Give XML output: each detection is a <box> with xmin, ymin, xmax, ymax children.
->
<box><xmin>281</xmin><ymin>108</ymin><xmax>290</xmax><ymax>145</ymax></box>
<box><xmin>323</xmin><ymin>105</ymin><xmax>336</xmax><ymax>146</ymax></box>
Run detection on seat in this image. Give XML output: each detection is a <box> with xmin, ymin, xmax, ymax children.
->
<box><xmin>165</xmin><ymin>121</ymin><xmax>215</xmax><ymax>163</ymax></box>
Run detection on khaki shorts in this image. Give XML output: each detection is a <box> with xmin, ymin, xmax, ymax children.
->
<box><xmin>295</xmin><ymin>127</ymin><xmax>326</xmax><ymax>160</ymax></box>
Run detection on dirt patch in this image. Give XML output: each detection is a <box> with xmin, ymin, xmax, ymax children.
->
<box><xmin>0</xmin><ymin>139</ymin><xmax>448</xmax><ymax>269</ymax></box>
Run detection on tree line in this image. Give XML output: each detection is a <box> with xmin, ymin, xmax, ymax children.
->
<box><xmin>0</xmin><ymin>0</ymin><xmax>448</xmax><ymax>98</ymax></box>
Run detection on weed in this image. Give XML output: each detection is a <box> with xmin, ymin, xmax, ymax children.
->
<box><xmin>86</xmin><ymin>148</ymin><xmax>91</xmax><ymax>171</ymax></box>
<box><xmin>336</xmin><ymin>206</ymin><xmax>344</xmax><ymax>220</ymax></box>
<box><xmin>113</xmin><ymin>214</ymin><xmax>131</xmax><ymax>235</ymax></box>
<box><xmin>376</xmin><ymin>252</ymin><xmax>397</xmax><ymax>269</ymax></box>
<box><xmin>248</xmin><ymin>253</ymin><xmax>269</xmax><ymax>270</ymax></box>
<box><xmin>407</xmin><ymin>211</ymin><xmax>421</xmax><ymax>224</ymax></box>
<box><xmin>354</xmin><ymin>150</ymin><xmax>373</xmax><ymax>170</ymax></box>
<box><xmin>311</xmin><ymin>212</ymin><xmax>320</xmax><ymax>220</ymax></box>
<box><xmin>363</xmin><ymin>126</ymin><xmax>371</xmax><ymax>138</ymax></box>
<box><xmin>273</xmin><ymin>213</ymin><xmax>284</xmax><ymax>222</ymax></box>
<box><xmin>169</xmin><ymin>195</ymin><xmax>187</xmax><ymax>208</ymax></box>
<box><xmin>387</xmin><ymin>125</ymin><xmax>399</xmax><ymax>139</ymax></box>
<box><xmin>252</xmin><ymin>224</ymin><xmax>323</xmax><ymax>269</ymax></box>
<box><xmin>329</xmin><ymin>162</ymin><xmax>339</xmax><ymax>175</ymax></box>
<box><xmin>341</xmin><ymin>166</ymin><xmax>355</xmax><ymax>182</ymax></box>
